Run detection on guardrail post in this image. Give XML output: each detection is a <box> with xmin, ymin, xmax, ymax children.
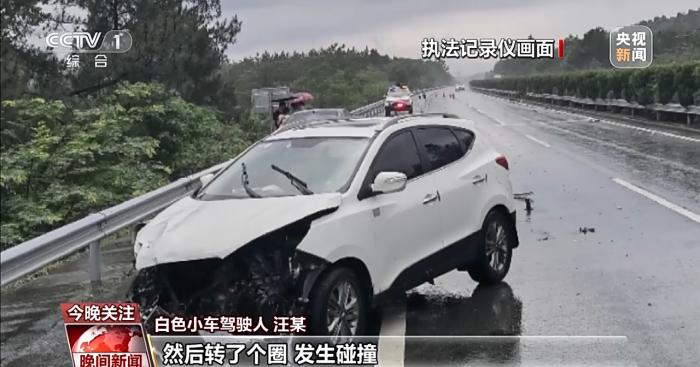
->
<box><xmin>88</xmin><ymin>240</ymin><xmax>102</xmax><ymax>288</ymax></box>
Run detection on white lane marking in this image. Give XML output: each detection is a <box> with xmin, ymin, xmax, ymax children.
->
<box><xmin>613</xmin><ymin>178</ymin><xmax>700</xmax><ymax>224</ymax></box>
<box><xmin>377</xmin><ymin>300</ymin><xmax>407</xmax><ymax>367</ymax></box>
<box><xmin>469</xmin><ymin>106</ymin><xmax>507</xmax><ymax>126</ymax></box>
<box><xmin>492</xmin><ymin>95</ymin><xmax>700</xmax><ymax>143</ymax></box>
<box><xmin>0</xmin><ymin>306</ymin><xmax>48</xmax><ymax>316</ymax></box>
<box><xmin>525</xmin><ymin>134</ymin><xmax>551</xmax><ymax>148</ymax></box>
<box><xmin>538</xmin><ymin>122</ymin><xmax>700</xmax><ymax>174</ymax></box>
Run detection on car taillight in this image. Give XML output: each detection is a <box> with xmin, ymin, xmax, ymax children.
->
<box><xmin>495</xmin><ymin>155</ymin><xmax>509</xmax><ymax>170</ymax></box>
<box><xmin>396</xmin><ymin>102</ymin><xmax>404</xmax><ymax>108</ymax></box>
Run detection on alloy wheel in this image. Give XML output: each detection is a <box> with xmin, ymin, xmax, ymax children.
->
<box><xmin>485</xmin><ymin>221</ymin><xmax>509</xmax><ymax>272</ymax></box>
<box><xmin>326</xmin><ymin>280</ymin><xmax>360</xmax><ymax>342</ymax></box>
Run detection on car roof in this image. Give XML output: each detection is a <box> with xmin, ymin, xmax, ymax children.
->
<box><xmin>268</xmin><ymin>118</ymin><xmax>386</xmax><ymax>139</ymax></box>
<box><xmin>266</xmin><ymin>114</ymin><xmax>473</xmax><ymax>141</ymax></box>
<box><xmin>387</xmin><ymin>87</ymin><xmax>411</xmax><ymax>95</ymax></box>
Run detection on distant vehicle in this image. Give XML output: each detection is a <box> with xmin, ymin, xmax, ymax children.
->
<box><xmin>281</xmin><ymin>108</ymin><xmax>350</xmax><ymax>127</ymax></box>
<box><xmin>456</xmin><ymin>85</ymin><xmax>466</xmax><ymax>91</ymax></box>
<box><xmin>384</xmin><ymin>85</ymin><xmax>413</xmax><ymax>116</ymax></box>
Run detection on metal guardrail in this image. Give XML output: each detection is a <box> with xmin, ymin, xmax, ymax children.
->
<box><xmin>472</xmin><ymin>87</ymin><xmax>699</xmax><ymax>126</ymax></box>
<box><xmin>0</xmin><ymin>87</ymin><xmax>445</xmax><ymax>286</ymax></box>
<box><xmin>350</xmin><ymin>100</ymin><xmax>384</xmax><ymax>117</ymax></box>
<box><xmin>0</xmin><ymin>161</ymin><xmax>231</xmax><ymax>286</ymax></box>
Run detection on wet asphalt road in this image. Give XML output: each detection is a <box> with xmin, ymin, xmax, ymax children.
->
<box><xmin>1</xmin><ymin>89</ymin><xmax>699</xmax><ymax>367</ymax></box>
<box><xmin>387</xmin><ymin>89</ymin><xmax>700</xmax><ymax>366</ymax></box>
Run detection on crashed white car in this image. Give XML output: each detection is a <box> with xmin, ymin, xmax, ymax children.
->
<box><xmin>130</xmin><ymin>113</ymin><xmax>520</xmax><ymax>339</ymax></box>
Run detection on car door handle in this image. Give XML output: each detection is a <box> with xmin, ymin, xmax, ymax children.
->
<box><xmin>472</xmin><ymin>174</ymin><xmax>488</xmax><ymax>185</ymax></box>
<box><xmin>422</xmin><ymin>191</ymin><xmax>440</xmax><ymax>204</ymax></box>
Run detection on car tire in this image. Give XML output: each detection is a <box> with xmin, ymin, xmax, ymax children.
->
<box><xmin>385</xmin><ymin>108</ymin><xmax>391</xmax><ymax>117</ymax></box>
<box><xmin>468</xmin><ymin>210</ymin><xmax>514</xmax><ymax>285</ymax></box>
<box><xmin>308</xmin><ymin>266</ymin><xmax>369</xmax><ymax>341</ymax></box>
<box><xmin>408</xmin><ymin>106</ymin><xmax>413</xmax><ymax>114</ymax></box>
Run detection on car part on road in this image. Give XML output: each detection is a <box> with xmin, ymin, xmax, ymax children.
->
<box><xmin>514</xmin><ymin>191</ymin><xmax>534</xmax><ymax>214</ymax></box>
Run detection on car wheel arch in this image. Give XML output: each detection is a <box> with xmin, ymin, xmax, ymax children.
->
<box><xmin>305</xmin><ymin>257</ymin><xmax>374</xmax><ymax>303</ymax></box>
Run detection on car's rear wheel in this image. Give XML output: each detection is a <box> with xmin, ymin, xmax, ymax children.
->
<box><xmin>309</xmin><ymin>267</ymin><xmax>369</xmax><ymax>342</ymax></box>
<box><xmin>408</xmin><ymin>106</ymin><xmax>413</xmax><ymax>114</ymax></box>
<box><xmin>385</xmin><ymin>108</ymin><xmax>391</xmax><ymax>117</ymax></box>
<box><xmin>468</xmin><ymin>210</ymin><xmax>514</xmax><ymax>285</ymax></box>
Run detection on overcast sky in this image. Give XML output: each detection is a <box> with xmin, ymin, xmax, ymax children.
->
<box><xmin>222</xmin><ymin>0</ymin><xmax>698</xmax><ymax>77</ymax></box>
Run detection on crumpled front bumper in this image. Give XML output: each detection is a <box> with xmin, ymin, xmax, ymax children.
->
<box><xmin>129</xmin><ymin>247</ymin><xmax>330</xmax><ymax>333</ymax></box>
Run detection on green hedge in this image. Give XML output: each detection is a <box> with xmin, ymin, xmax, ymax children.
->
<box><xmin>470</xmin><ymin>62</ymin><xmax>700</xmax><ymax>107</ymax></box>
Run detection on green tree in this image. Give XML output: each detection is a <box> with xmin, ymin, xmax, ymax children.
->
<box><xmin>0</xmin><ymin>82</ymin><xmax>251</xmax><ymax>248</ymax></box>
<box><xmin>0</xmin><ymin>0</ymin><xmax>69</xmax><ymax>99</ymax></box>
<box><xmin>492</xmin><ymin>8</ymin><xmax>700</xmax><ymax>77</ymax></box>
<box><xmin>224</xmin><ymin>45</ymin><xmax>453</xmax><ymax>115</ymax></box>
<box><xmin>45</xmin><ymin>0</ymin><xmax>242</xmax><ymax>119</ymax></box>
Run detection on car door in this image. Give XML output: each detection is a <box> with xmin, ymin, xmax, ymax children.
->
<box><xmin>360</xmin><ymin>129</ymin><xmax>445</xmax><ymax>293</ymax></box>
<box><xmin>412</xmin><ymin>126</ymin><xmax>483</xmax><ymax>262</ymax></box>
<box><xmin>442</xmin><ymin>128</ymin><xmax>486</xmax><ymax>240</ymax></box>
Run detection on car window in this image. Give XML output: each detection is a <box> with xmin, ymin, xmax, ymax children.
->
<box><xmin>414</xmin><ymin>127</ymin><xmax>464</xmax><ymax>172</ymax></box>
<box><xmin>372</xmin><ymin>131</ymin><xmax>422</xmax><ymax>180</ymax></box>
<box><xmin>452</xmin><ymin>128</ymin><xmax>475</xmax><ymax>154</ymax></box>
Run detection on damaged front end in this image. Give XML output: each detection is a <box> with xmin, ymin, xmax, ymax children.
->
<box><xmin>128</xmin><ymin>210</ymin><xmax>333</xmax><ymax>332</ymax></box>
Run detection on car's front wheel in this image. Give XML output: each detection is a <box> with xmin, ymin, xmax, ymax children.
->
<box><xmin>467</xmin><ymin>210</ymin><xmax>514</xmax><ymax>285</ymax></box>
<box><xmin>309</xmin><ymin>267</ymin><xmax>369</xmax><ymax>341</ymax></box>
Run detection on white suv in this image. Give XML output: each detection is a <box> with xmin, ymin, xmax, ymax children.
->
<box><xmin>130</xmin><ymin>113</ymin><xmax>520</xmax><ymax>339</ymax></box>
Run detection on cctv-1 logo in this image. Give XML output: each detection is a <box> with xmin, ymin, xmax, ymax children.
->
<box><xmin>45</xmin><ymin>30</ymin><xmax>132</xmax><ymax>53</ymax></box>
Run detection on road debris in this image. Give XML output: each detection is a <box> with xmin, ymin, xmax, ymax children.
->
<box><xmin>535</xmin><ymin>230</ymin><xmax>551</xmax><ymax>241</ymax></box>
<box><xmin>579</xmin><ymin>227</ymin><xmax>596</xmax><ymax>234</ymax></box>
<box><xmin>514</xmin><ymin>192</ymin><xmax>534</xmax><ymax>215</ymax></box>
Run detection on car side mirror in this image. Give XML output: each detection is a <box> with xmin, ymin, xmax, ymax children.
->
<box><xmin>371</xmin><ymin>171</ymin><xmax>407</xmax><ymax>194</ymax></box>
<box><xmin>200</xmin><ymin>173</ymin><xmax>215</xmax><ymax>186</ymax></box>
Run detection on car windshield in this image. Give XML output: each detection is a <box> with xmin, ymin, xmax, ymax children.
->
<box><xmin>198</xmin><ymin>137</ymin><xmax>369</xmax><ymax>199</ymax></box>
<box><xmin>388</xmin><ymin>88</ymin><xmax>411</xmax><ymax>97</ymax></box>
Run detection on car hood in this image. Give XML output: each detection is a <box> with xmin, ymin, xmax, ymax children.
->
<box><xmin>134</xmin><ymin>193</ymin><xmax>342</xmax><ymax>269</ymax></box>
